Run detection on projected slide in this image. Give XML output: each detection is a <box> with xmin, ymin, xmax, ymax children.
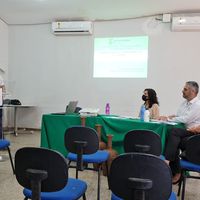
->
<box><xmin>93</xmin><ymin>36</ymin><xmax>148</xmax><ymax>78</ymax></box>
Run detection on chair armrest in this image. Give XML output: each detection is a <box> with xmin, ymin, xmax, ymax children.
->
<box><xmin>74</xmin><ymin>141</ymin><xmax>88</xmax><ymax>171</ymax></box>
<box><xmin>128</xmin><ymin>177</ymin><xmax>152</xmax><ymax>190</ymax></box>
<box><xmin>127</xmin><ymin>177</ymin><xmax>152</xmax><ymax>200</ymax></box>
<box><xmin>26</xmin><ymin>169</ymin><xmax>48</xmax><ymax>182</ymax></box>
<box><xmin>74</xmin><ymin>141</ymin><xmax>87</xmax><ymax>152</ymax></box>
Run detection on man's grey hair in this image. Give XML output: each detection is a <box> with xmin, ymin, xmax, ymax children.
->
<box><xmin>186</xmin><ymin>81</ymin><xmax>199</xmax><ymax>94</ymax></box>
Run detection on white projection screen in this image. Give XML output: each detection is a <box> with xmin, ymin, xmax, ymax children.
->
<box><xmin>93</xmin><ymin>36</ymin><xmax>149</xmax><ymax>78</ymax></box>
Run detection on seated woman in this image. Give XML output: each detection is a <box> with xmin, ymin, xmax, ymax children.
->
<box><xmin>140</xmin><ymin>88</ymin><xmax>159</xmax><ymax>119</ymax></box>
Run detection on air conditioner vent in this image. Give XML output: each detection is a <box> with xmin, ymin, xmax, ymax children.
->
<box><xmin>52</xmin><ymin>21</ymin><xmax>93</xmax><ymax>35</ymax></box>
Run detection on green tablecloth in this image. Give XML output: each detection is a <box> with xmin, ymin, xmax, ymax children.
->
<box><xmin>41</xmin><ymin>114</ymin><xmax>184</xmax><ymax>156</ymax></box>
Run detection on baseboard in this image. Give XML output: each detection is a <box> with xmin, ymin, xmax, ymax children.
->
<box><xmin>3</xmin><ymin>127</ymin><xmax>41</xmax><ymax>131</ymax></box>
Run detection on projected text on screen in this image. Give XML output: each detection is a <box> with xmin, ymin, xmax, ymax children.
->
<box><xmin>93</xmin><ymin>36</ymin><xmax>148</xmax><ymax>78</ymax></box>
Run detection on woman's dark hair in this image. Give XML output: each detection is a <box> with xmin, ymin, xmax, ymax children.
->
<box><xmin>144</xmin><ymin>88</ymin><xmax>159</xmax><ymax>108</ymax></box>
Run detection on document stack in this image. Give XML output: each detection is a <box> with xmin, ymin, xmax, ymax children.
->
<box><xmin>79</xmin><ymin>108</ymin><xmax>100</xmax><ymax>117</ymax></box>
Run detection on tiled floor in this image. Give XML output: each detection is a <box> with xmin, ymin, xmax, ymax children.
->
<box><xmin>0</xmin><ymin>130</ymin><xmax>200</xmax><ymax>200</ymax></box>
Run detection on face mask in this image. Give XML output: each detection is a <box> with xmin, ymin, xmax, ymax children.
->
<box><xmin>142</xmin><ymin>95</ymin><xmax>148</xmax><ymax>101</ymax></box>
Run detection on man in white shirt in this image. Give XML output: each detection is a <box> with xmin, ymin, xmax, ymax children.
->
<box><xmin>160</xmin><ymin>81</ymin><xmax>200</xmax><ymax>184</ymax></box>
<box><xmin>0</xmin><ymin>75</ymin><xmax>5</xmax><ymax>139</ymax></box>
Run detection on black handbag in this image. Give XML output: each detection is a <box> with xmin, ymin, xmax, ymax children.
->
<box><xmin>3</xmin><ymin>99</ymin><xmax>22</xmax><ymax>105</ymax></box>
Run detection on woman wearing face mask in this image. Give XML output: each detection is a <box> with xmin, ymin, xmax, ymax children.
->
<box><xmin>140</xmin><ymin>88</ymin><xmax>159</xmax><ymax>119</ymax></box>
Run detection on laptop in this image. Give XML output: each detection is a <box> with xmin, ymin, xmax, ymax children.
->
<box><xmin>52</xmin><ymin>101</ymin><xmax>78</xmax><ymax>115</ymax></box>
<box><xmin>65</xmin><ymin>101</ymin><xmax>78</xmax><ymax>114</ymax></box>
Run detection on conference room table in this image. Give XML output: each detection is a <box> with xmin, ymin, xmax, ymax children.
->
<box><xmin>41</xmin><ymin>113</ymin><xmax>185</xmax><ymax>156</ymax></box>
<box><xmin>2</xmin><ymin>104</ymin><xmax>36</xmax><ymax>136</ymax></box>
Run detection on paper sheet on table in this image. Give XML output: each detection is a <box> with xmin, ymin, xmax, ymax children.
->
<box><xmin>151</xmin><ymin>119</ymin><xmax>177</xmax><ymax>125</ymax></box>
<box><xmin>107</xmin><ymin>115</ymin><xmax>135</xmax><ymax>120</ymax></box>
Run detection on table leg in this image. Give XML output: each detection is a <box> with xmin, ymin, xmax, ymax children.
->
<box><xmin>13</xmin><ymin>107</ymin><xmax>18</xmax><ymax>136</ymax></box>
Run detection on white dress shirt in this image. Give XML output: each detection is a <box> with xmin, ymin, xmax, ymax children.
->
<box><xmin>170</xmin><ymin>96</ymin><xmax>200</xmax><ymax>128</ymax></box>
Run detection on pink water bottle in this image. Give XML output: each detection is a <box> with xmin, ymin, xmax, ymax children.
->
<box><xmin>105</xmin><ymin>103</ymin><xmax>110</xmax><ymax>115</ymax></box>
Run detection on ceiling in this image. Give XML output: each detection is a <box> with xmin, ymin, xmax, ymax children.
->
<box><xmin>0</xmin><ymin>0</ymin><xmax>200</xmax><ymax>25</ymax></box>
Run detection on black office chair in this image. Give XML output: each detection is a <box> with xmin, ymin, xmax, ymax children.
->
<box><xmin>65</xmin><ymin>126</ymin><xmax>109</xmax><ymax>200</ymax></box>
<box><xmin>109</xmin><ymin>153</ymin><xmax>177</xmax><ymax>200</ymax></box>
<box><xmin>123</xmin><ymin>130</ymin><xmax>162</xmax><ymax>156</ymax></box>
<box><xmin>177</xmin><ymin>134</ymin><xmax>200</xmax><ymax>200</ymax></box>
<box><xmin>15</xmin><ymin>147</ymin><xmax>87</xmax><ymax>200</ymax></box>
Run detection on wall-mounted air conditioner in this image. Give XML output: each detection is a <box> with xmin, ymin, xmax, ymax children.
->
<box><xmin>52</xmin><ymin>21</ymin><xmax>93</xmax><ymax>35</ymax></box>
<box><xmin>172</xmin><ymin>15</ymin><xmax>200</xmax><ymax>31</ymax></box>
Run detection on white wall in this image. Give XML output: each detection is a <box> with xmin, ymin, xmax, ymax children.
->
<box><xmin>0</xmin><ymin>19</ymin><xmax>8</xmax><ymax>77</ymax></box>
<box><xmin>8</xmin><ymin>17</ymin><xmax>200</xmax><ymax>128</ymax></box>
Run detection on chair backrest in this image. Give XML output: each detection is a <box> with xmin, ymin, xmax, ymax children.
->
<box><xmin>15</xmin><ymin>147</ymin><xmax>68</xmax><ymax>192</ymax></box>
<box><xmin>109</xmin><ymin>153</ymin><xmax>172</xmax><ymax>200</ymax></box>
<box><xmin>65</xmin><ymin>126</ymin><xmax>99</xmax><ymax>154</ymax></box>
<box><xmin>123</xmin><ymin>130</ymin><xmax>162</xmax><ymax>156</ymax></box>
<box><xmin>185</xmin><ymin>134</ymin><xmax>200</xmax><ymax>165</ymax></box>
